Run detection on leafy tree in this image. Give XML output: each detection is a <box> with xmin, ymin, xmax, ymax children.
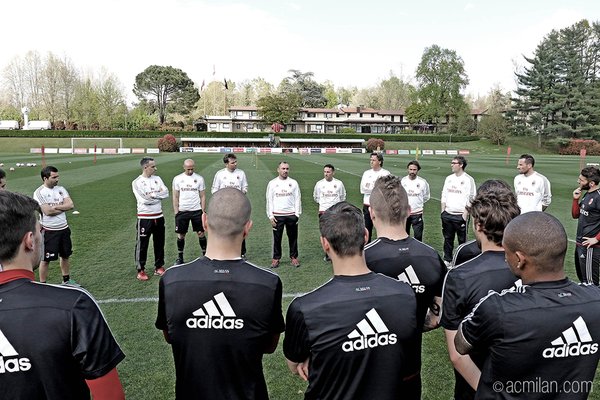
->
<box><xmin>133</xmin><ymin>65</ymin><xmax>199</xmax><ymax>125</ymax></box>
<box><xmin>415</xmin><ymin>45</ymin><xmax>469</xmax><ymax>130</ymax></box>
<box><xmin>478</xmin><ymin>112</ymin><xmax>510</xmax><ymax>145</ymax></box>
<box><xmin>257</xmin><ymin>92</ymin><xmax>301</xmax><ymax>126</ymax></box>
<box><xmin>376</xmin><ymin>72</ymin><xmax>415</xmax><ymax>110</ymax></box>
<box><xmin>278</xmin><ymin>70</ymin><xmax>326</xmax><ymax>108</ymax></box>
<box><xmin>405</xmin><ymin>103</ymin><xmax>428</xmax><ymax>124</ymax></box>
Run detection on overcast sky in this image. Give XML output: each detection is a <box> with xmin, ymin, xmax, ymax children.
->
<box><xmin>4</xmin><ymin>0</ymin><xmax>600</xmax><ymax>104</ymax></box>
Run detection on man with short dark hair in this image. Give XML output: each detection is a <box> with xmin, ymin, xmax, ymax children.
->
<box><xmin>313</xmin><ymin>163</ymin><xmax>346</xmax><ymax>261</ymax></box>
<box><xmin>156</xmin><ymin>188</ymin><xmax>284</xmax><ymax>399</ymax></box>
<box><xmin>132</xmin><ymin>157</ymin><xmax>169</xmax><ymax>281</ymax></box>
<box><xmin>0</xmin><ymin>191</ymin><xmax>125</xmax><ymax>399</ymax></box>
<box><xmin>514</xmin><ymin>153</ymin><xmax>552</xmax><ymax>213</ymax></box>
<box><xmin>266</xmin><ymin>161</ymin><xmax>301</xmax><ymax>268</ymax></box>
<box><xmin>212</xmin><ymin>153</ymin><xmax>249</xmax><ymax>258</ymax></box>
<box><xmin>172</xmin><ymin>158</ymin><xmax>206</xmax><ymax>265</ymax></box>
<box><xmin>33</xmin><ymin>165</ymin><xmax>77</xmax><ymax>285</ymax></box>
<box><xmin>284</xmin><ymin>201</ymin><xmax>420</xmax><ymax>400</ymax></box>
<box><xmin>401</xmin><ymin>160</ymin><xmax>430</xmax><ymax>241</ymax></box>
<box><xmin>441</xmin><ymin>180</ymin><xmax>521</xmax><ymax>400</ymax></box>
<box><xmin>572</xmin><ymin>166</ymin><xmax>600</xmax><ymax>285</ymax></box>
<box><xmin>455</xmin><ymin>212</ymin><xmax>600</xmax><ymax>400</ymax></box>
<box><xmin>441</xmin><ymin>156</ymin><xmax>476</xmax><ymax>266</ymax></box>
<box><xmin>365</xmin><ymin>175</ymin><xmax>446</xmax><ymax>398</ymax></box>
<box><xmin>360</xmin><ymin>152</ymin><xmax>390</xmax><ymax>243</ymax></box>
<box><xmin>0</xmin><ymin>168</ymin><xmax>6</xmax><ymax>190</ymax></box>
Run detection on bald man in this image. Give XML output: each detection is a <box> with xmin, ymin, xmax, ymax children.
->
<box><xmin>455</xmin><ymin>212</ymin><xmax>600</xmax><ymax>399</ymax></box>
<box><xmin>156</xmin><ymin>188</ymin><xmax>284</xmax><ymax>399</ymax></box>
<box><xmin>172</xmin><ymin>159</ymin><xmax>206</xmax><ymax>265</ymax></box>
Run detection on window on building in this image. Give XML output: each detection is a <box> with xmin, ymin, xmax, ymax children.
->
<box><xmin>325</xmin><ymin>113</ymin><xmax>333</xmax><ymax>118</ymax></box>
<box><xmin>391</xmin><ymin>116</ymin><xmax>395</xmax><ymax>122</ymax></box>
<box><xmin>209</xmin><ymin>123</ymin><xmax>217</xmax><ymax>128</ymax></box>
<box><xmin>223</xmin><ymin>123</ymin><xmax>230</xmax><ymax>129</ymax></box>
<box><xmin>247</xmin><ymin>123</ymin><xmax>254</xmax><ymax>129</ymax></box>
<box><xmin>359</xmin><ymin>113</ymin><xmax>363</xmax><ymax>117</ymax></box>
<box><xmin>307</xmin><ymin>112</ymin><xmax>316</xmax><ymax>118</ymax></box>
<box><xmin>316</xmin><ymin>125</ymin><xmax>322</xmax><ymax>130</ymax></box>
<box><xmin>326</xmin><ymin>125</ymin><xmax>335</xmax><ymax>131</ymax></box>
<box><xmin>291</xmin><ymin>124</ymin><xmax>296</xmax><ymax>132</ymax></box>
<box><xmin>371</xmin><ymin>113</ymin><xmax>375</xmax><ymax>117</ymax></box>
<box><xmin>235</xmin><ymin>111</ymin><xmax>244</xmax><ymax>116</ymax></box>
<box><xmin>250</xmin><ymin>111</ymin><xmax>258</xmax><ymax>116</ymax></box>
<box><xmin>235</xmin><ymin>124</ymin><xmax>241</xmax><ymax>129</ymax></box>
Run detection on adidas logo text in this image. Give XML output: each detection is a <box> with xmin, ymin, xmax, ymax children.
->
<box><xmin>543</xmin><ymin>317</ymin><xmax>598</xmax><ymax>359</ymax></box>
<box><xmin>0</xmin><ymin>330</ymin><xmax>31</xmax><ymax>373</ymax></box>
<box><xmin>398</xmin><ymin>266</ymin><xmax>425</xmax><ymax>294</ymax></box>
<box><xmin>341</xmin><ymin>308</ymin><xmax>397</xmax><ymax>352</ymax></box>
<box><xmin>186</xmin><ymin>292</ymin><xmax>244</xmax><ymax>330</ymax></box>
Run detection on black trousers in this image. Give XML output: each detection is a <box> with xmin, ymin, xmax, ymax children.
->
<box><xmin>575</xmin><ymin>245</ymin><xmax>600</xmax><ymax>285</ymax></box>
<box><xmin>441</xmin><ymin>211</ymin><xmax>467</xmax><ymax>262</ymax></box>
<box><xmin>363</xmin><ymin>205</ymin><xmax>374</xmax><ymax>243</ymax></box>
<box><xmin>272</xmin><ymin>215</ymin><xmax>299</xmax><ymax>259</ymax></box>
<box><xmin>135</xmin><ymin>217</ymin><xmax>165</xmax><ymax>271</ymax></box>
<box><xmin>406</xmin><ymin>213</ymin><xmax>424</xmax><ymax>242</ymax></box>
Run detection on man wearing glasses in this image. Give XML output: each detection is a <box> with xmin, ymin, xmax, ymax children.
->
<box><xmin>440</xmin><ymin>156</ymin><xmax>476</xmax><ymax>267</ymax></box>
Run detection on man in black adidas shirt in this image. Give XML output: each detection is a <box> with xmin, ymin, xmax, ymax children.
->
<box><xmin>283</xmin><ymin>201</ymin><xmax>420</xmax><ymax>400</ymax></box>
<box><xmin>572</xmin><ymin>166</ymin><xmax>600</xmax><ymax>285</ymax></box>
<box><xmin>365</xmin><ymin>175</ymin><xmax>446</xmax><ymax>398</ymax></box>
<box><xmin>366</xmin><ymin>175</ymin><xmax>445</xmax><ymax>330</ymax></box>
<box><xmin>0</xmin><ymin>191</ymin><xmax>125</xmax><ymax>400</ymax></box>
<box><xmin>441</xmin><ymin>180</ymin><xmax>520</xmax><ymax>400</ymax></box>
<box><xmin>456</xmin><ymin>212</ymin><xmax>600</xmax><ymax>399</ymax></box>
<box><xmin>156</xmin><ymin>188</ymin><xmax>284</xmax><ymax>400</ymax></box>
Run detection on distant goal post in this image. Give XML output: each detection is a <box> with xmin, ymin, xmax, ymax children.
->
<box><xmin>70</xmin><ymin>137</ymin><xmax>124</xmax><ymax>154</ymax></box>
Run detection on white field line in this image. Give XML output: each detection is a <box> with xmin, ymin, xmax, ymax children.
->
<box><xmin>97</xmin><ymin>292</ymin><xmax>306</xmax><ymax>304</ymax></box>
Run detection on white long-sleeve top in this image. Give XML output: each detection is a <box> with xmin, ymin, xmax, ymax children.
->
<box><xmin>266</xmin><ymin>177</ymin><xmax>301</xmax><ymax>218</ymax></box>
<box><xmin>313</xmin><ymin>178</ymin><xmax>346</xmax><ymax>212</ymax></box>
<box><xmin>514</xmin><ymin>171</ymin><xmax>552</xmax><ymax>213</ymax></box>
<box><xmin>132</xmin><ymin>175</ymin><xmax>169</xmax><ymax>219</ymax></box>
<box><xmin>211</xmin><ymin>168</ymin><xmax>248</xmax><ymax>194</ymax></box>
<box><xmin>401</xmin><ymin>175</ymin><xmax>430</xmax><ymax>214</ymax></box>
<box><xmin>359</xmin><ymin>168</ymin><xmax>390</xmax><ymax>205</ymax></box>
<box><xmin>441</xmin><ymin>172</ymin><xmax>476</xmax><ymax>214</ymax></box>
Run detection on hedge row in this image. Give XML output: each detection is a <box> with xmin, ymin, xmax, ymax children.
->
<box><xmin>0</xmin><ymin>130</ymin><xmax>479</xmax><ymax>143</ymax></box>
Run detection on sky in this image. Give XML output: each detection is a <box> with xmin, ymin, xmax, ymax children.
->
<box><xmin>4</xmin><ymin>0</ymin><xmax>600</xmax><ymax>104</ymax></box>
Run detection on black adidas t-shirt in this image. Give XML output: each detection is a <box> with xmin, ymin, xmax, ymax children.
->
<box><xmin>283</xmin><ymin>272</ymin><xmax>419</xmax><ymax>400</ymax></box>
<box><xmin>461</xmin><ymin>279</ymin><xmax>600</xmax><ymax>400</ymax></box>
<box><xmin>155</xmin><ymin>258</ymin><xmax>285</xmax><ymax>400</ymax></box>
<box><xmin>364</xmin><ymin>236</ymin><xmax>446</xmax><ymax>330</ymax></box>
<box><xmin>452</xmin><ymin>239</ymin><xmax>481</xmax><ymax>267</ymax></box>
<box><xmin>0</xmin><ymin>271</ymin><xmax>125</xmax><ymax>400</ymax></box>
<box><xmin>576</xmin><ymin>190</ymin><xmax>600</xmax><ymax>243</ymax></box>
<box><xmin>441</xmin><ymin>251</ymin><xmax>519</xmax><ymax>400</ymax></box>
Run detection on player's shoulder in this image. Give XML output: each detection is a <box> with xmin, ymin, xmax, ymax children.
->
<box><xmin>24</xmin><ymin>280</ymin><xmax>99</xmax><ymax>309</ymax></box>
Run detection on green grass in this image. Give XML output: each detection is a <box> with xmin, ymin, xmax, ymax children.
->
<box><xmin>1</xmin><ymin>143</ymin><xmax>598</xmax><ymax>399</ymax></box>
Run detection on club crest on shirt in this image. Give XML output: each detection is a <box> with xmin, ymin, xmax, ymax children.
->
<box><xmin>531</xmin><ymin>181</ymin><xmax>536</xmax><ymax>186</ymax></box>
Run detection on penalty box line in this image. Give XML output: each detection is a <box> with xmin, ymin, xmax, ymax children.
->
<box><xmin>97</xmin><ymin>292</ymin><xmax>306</xmax><ymax>304</ymax></box>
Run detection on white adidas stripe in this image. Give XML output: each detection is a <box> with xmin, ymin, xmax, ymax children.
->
<box><xmin>550</xmin><ymin>316</ymin><xmax>593</xmax><ymax>346</ymax></box>
<box><xmin>347</xmin><ymin>308</ymin><xmax>389</xmax><ymax>339</ymax></box>
<box><xmin>0</xmin><ymin>329</ymin><xmax>18</xmax><ymax>357</ymax></box>
<box><xmin>192</xmin><ymin>292</ymin><xmax>236</xmax><ymax>317</ymax></box>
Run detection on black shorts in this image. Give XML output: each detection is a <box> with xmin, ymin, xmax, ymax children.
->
<box><xmin>175</xmin><ymin>210</ymin><xmax>204</xmax><ymax>234</ymax></box>
<box><xmin>43</xmin><ymin>227</ymin><xmax>72</xmax><ymax>262</ymax></box>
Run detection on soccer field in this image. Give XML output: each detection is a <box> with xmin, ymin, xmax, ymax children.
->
<box><xmin>0</xmin><ymin>151</ymin><xmax>595</xmax><ymax>399</ymax></box>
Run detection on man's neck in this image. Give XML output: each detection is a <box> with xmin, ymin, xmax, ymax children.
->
<box><xmin>480</xmin><ymin>239</ymin><xmax>503</xmax><ymax>252</ymax></box>
<box><xmin>374</xmin><ymin>225</ymin><xmax>409</xmax><ymax>241</ymax></box>
<box><xmin>408</xmin><ymin>175</ymin><xmax>416</xmax><ymax>180</ymax></box>
<box><xmin>331</xmin><ymin>255</ymin><xmax>371</xmax><ymax>276</ymax></box>
<box><xmin>372</xmin><ymin>166</ymin><xmax>381</xmax><ymax>172</ymax></box>
<box><xmin>205</xmin><ymin>239</ymin><xmax>244</xmax><ymax>260</ymax></box>
<box><xmin>143</xmin><ymin>173</ymin><xmax>153</xmax><ymax>178</ymax></box>
<box><xmin>524</xmin><ymin>169</ymin><xmax>535</xmax><ymax>177</ymax></box>
<box><xmin>520</xmin><ymin>271</ymin><xmax>566</xmax><ymax>285</ymax></box>
<box><xmin>454</xmin><ymin>170</ymin><xmax>464</xmax><ymax>177</ymax></box>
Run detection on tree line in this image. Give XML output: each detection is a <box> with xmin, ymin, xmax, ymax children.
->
<box><xmin>1</xmin><ymin>19</ymin><xmax>598</xmax><ymax>145</ymax></box>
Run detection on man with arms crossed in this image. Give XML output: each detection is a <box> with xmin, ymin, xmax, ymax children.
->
<box><xmin>156</xmin><ymin>188</ymin><xmax>284</xmax><ymax>400</ymax></box>
<box><xmin>284</xmin><ymin>201</ymin><xmax>420</xmax><ymax>400</ymax></box>
<box><xmin>514</xmin><ymin>154</ymin><xmax>552</xmax><ymax>213</ymax></box>
<box><xmin>441</xmin><ymin>181</ymin><xmax>520</xmax><ymax>400</ymax></box>
<box><xmin>441</xmin><ymin>156</ymin><xmax>476</xmax><ymax>267</ymax></box>
<box><xmin>365</xmin><ymin>175</ymin><xmax>446</xmax><ymax>398</ymax></box>
<box><xmin>401</xmin><ymin>160</ymin><xmax>430</xmax><ymax>241</ymax></box>
<box><xmin>313</xmin><ymin>163</ymin><xmax>346</xmax><ymax>261</ymax></box>
<box><xmin>456</xmin><ymin>212</ymin><xmax>600</xmax><ymax>399</ymax></box>
<box><xmin>572</xmin><ymin>166</ymin><xmax>600</xmax><ymax>285</ymax></box>
<box><xmin>266</xmin><ymin>161</ymin><xmax>301</xmax><ymax>268</ymax></box>
<box><xmin>132</xmin><ymin>157</ymin><xmax>169</xmax><ymax>281</ymax></box>
<box><xmin>0</xmin><ymin>191</ymin><xmax>125</xmax><ymax>400</ymax></box>
<box><xmin>33</xmin><ymin>166</ymin><xmax>77</xmax><ymax>285</ymax></box>
<box><xmin>0</xmin><ymin>168</ymin><xmax>6</xmax><ymax>190</ymax></box>
<box><xmin>173</xmin><ymin>158</ymin><xmax>206</xmax><ymax>265</ymax></box>
<box><xmin>212</xmin><ymin>153</ymin><xmax>248</xmax><ymax>258</ymax></box>
<box><xmin>360</xmin><ymin>152</ymin><xmax>390</xmax><ymax>243</ymax></box>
